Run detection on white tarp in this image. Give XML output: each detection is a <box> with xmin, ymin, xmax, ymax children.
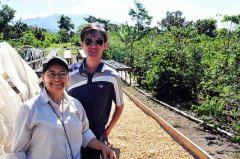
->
<box><xmin>0</xmin><ymin>75</ymin><xmax>22</xmax><ymax>157</ymax></box>
<box><xmin>0</xmin><ymin>42</ymin><xmax>40</xmax><ymax>101</ymax></box>
<box><xmin>63</xmin><ymin>49</ymin><xmax>72</xmax><ymax>59</ymax></box>
<box><xmin>0</xmin><ymin>42</ymin><xmax>40</xmax><ymax>157</ymax></box>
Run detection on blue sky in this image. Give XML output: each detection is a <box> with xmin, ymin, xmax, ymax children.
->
<box><xmin>2</xmin><ymin>0</ymin><xmax>240</xmax><ymax>27</ymax></box>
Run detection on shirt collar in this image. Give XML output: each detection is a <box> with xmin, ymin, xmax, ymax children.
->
<box><xmin>39</xmin><ymin>88</ymin><xmax>50</xmax><ymax>104</ymax></box>
<box><xmin>79</xmin><ymin>58</ymin><xmax>105</xmax><ymax>74</ymax></box>
<box><xmin>39</xmin><ymin>87</ymin><xmax>72</xmax><ymax>108</ymax></box>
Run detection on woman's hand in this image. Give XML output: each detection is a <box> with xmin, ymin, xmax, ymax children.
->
<box><xmin>100</xmin><ymin>143</ymin><xmax>116</xmax><ymax>159</ymax></box>
<box><xmin>87</xmin><ymin>138</ymin><xmax>116</xmax><ymax>159</ymax></box>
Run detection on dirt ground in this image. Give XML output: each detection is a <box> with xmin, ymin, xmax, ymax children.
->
<box><xmin>122</xmin><ymin>85</ymin><xmax>240</xmax><ymax>159</ymax></box>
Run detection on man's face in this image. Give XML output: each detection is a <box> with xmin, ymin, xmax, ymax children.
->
<box><xmin>81</xmin><ymin>31</ymin><xmax>108</xmax><ymax>59</ymax></box>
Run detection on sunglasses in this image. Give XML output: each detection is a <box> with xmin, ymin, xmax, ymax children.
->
<box><xmin>84</xmin><ymin>38</ymin><xmax>104</xmax><ymax>46</ymax></box>
<box><xmin>45</xmin><ymin>71</ymin><xmax>68</xmax><ymax>79</ymax></box>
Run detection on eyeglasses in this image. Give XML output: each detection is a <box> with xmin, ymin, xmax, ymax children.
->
<box><xmin>84</xmin><ymin>38</ymin><xmax>104</xmax><ymax>46</ymax></box>
<box><xmin>45</xmin><ymin>71</ymin><xmax>68</xmax><ymax>79</ymax></box>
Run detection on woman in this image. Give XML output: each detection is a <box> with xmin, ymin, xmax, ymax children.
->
<box><xmin>7</xmin><ymin>56</ymin><xmax>115</xmax><ymax>159</ymax></box>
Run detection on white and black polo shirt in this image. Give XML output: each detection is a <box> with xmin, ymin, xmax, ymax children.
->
<box><xmin>68</xmin><ymin>59</ymin><xmax>124</xmax><ymax>138</ymax></box>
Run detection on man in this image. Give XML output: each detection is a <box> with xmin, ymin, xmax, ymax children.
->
<box><xmin>68</xmin><ymin>23</ymin><xmax>124</xmax><ymax>159</ymax></box>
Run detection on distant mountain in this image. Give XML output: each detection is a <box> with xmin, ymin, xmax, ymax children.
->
<box><xmin>21</xmin><ymin>14</ymin><xmax>89</xmax><ymax>33</ymax></box>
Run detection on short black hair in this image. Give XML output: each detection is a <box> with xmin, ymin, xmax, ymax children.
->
<box><xmin>80</xmin><ymin>23</ymin><xmax>108</xmax><ymax>42</ymax></box>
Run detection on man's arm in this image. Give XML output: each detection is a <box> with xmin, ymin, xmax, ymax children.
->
<box><xmin>104</xmin><ymin>105</ymin><xmax>124</xmax><ymax>138</ymax></box>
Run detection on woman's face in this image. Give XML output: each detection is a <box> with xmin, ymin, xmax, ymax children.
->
<box><xmin>42</xmin><ymin>64</ymin><xmax>69</xmax><ymax>94</ymax></box>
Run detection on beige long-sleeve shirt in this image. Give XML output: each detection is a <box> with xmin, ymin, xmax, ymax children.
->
<box><xmin>6</xmin><ymin>88</ymin><xmax>95</xmax><ymax>159</ymax></box>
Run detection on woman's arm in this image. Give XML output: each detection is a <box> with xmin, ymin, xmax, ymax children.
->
<box><xmin>6</xmin><ymin>105</ymin><xmax>32</xmax><ymax>159</ymax></box>
<box><xmin>87</xmin><ymin>138</ymin><xmax>116</xmax><ymax>159</ymax></box>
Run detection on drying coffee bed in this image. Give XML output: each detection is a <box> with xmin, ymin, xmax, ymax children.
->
<box><xmin>109</xmin><ymin>94</ymin><xmax>194</xmax><ymax>159</ymax></box>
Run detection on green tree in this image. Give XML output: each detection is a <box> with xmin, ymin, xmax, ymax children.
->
<box><xmin>44</xmin><ymin>32</ymin><xmax>61</xmax><ymax>45</ymax></box>
<box><xmin>158</xmin><ymin>11</ymin><xmax>192</xmax><ymax>31</ymax></box>
<box><xmin>0</xmin><ymin>3</ymin><xmax>15</xmax><ymax>32</ymax></box>
<box><xmin>0</xmin><ymin>3</ymin><xmax>30</xmax><ymax>41</ymax></box>
<box><xmin>58</xmin><ymin>29</ymin><xmax>69</xmax><ymax>43</ymax></box>
<box><xmin>128</xmin><ymin>0</ymin><xmax>152</xmax><ymax>39</ymax></box>
<box><xmin>116</xmin><ymin>0</ymin><xmax>152</xmax><ymax>65</ymax></box>
<box><xmin>33</xmin><ymin>27</ymin><xmax>46</xmax><ymax>41</ymax></box>
<box><xmin>57</xmin><ymin>14</ymin><xmax>74</xmax><ymax>42</ymax></box>
<box><xmin>84</xmin><ymin>15</ymin><xmax>117</xmax><ymax>31</ymax></box>
<box><xmin>222</xmin><ymin>15</ymin><xmax>240</xmax><ymax>26</ymax></box>
<box><xmin>19</xmin><ymin>31</ymin><xmax>41</xmax><ymax>47</ymax></box>
<box><xmin>0</xmin><ymin>3</ymin><xmax>16</xmax><ymax>39</ymax></box>
<box><xmin>194</xmin><ymin>19</ymin><xmax>217</xmax><ymax>37</ymax></box>
<box><xmin>105</xmin><ymin>30</ymin><xmax>125</xmax><ymax>61</ymax></box>
<box><xmin>84</xmin><ymin>15</ymin><xmax>109</xmax><ymax>29</ymax></box>
<box><xmin>2</xmin><ymin>19</ymin><xmax>28</xmax><ymax>40</ymax></box>
<box><xmin>113</xmin><ymin>24</ymin><xmax>135</xmax><ymax>63</ymax></box>
<box><xmin>58</xmin><ymin>14</ymin><xmax>74</xmax><ymax>31</ymax></box>
<box><xmin>11</xmin><ymin>20</ymin><xmax>28</xmax><ymax>39</ymax></box>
